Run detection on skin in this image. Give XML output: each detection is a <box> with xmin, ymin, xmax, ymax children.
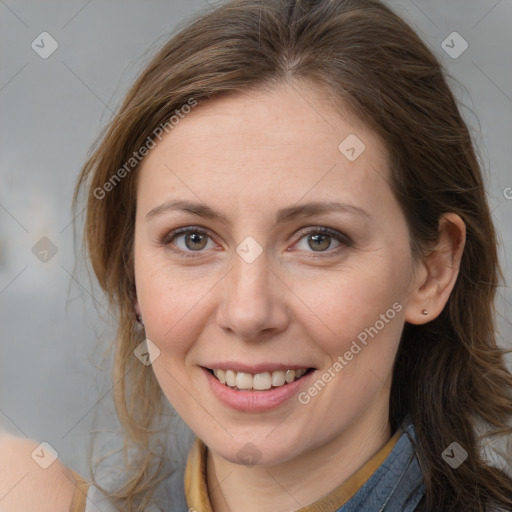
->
<box><xmin>133</xmin><ymin>80</ymin><xmax>465</xmax><ymax>512</ymax></box>
<box><xmin>0</xmin><ymin>433</ymin><xmax>78</xmax><ymax>511</ymax></box>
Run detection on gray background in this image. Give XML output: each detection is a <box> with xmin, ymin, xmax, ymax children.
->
<box><xmin>0</xmin><ymin>0</ymin><xmax>511</xmax><ymax>479</ymax></box>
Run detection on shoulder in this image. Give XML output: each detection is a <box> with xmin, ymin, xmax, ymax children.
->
<box><xmin>0</xmin><ymin>433</ymin><xmax>77</xmax><ymax>511</ymax></box>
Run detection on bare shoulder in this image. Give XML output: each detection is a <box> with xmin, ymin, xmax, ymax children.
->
<box><xmin>0</xmin><ymin>433</ymin><xmax>77</xmax><ymax>512</ymax></box>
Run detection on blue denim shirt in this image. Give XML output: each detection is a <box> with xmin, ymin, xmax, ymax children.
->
<box><xmin>86</xmin><ymin>418</ymin><xmax>425</xmax><ymax>512</ymax></box>
<box><xmin>335</xmin><ymin>419</ymin><xmax>425</xmax><ymax>512</ymax></box>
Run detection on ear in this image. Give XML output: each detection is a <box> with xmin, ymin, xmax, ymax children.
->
<box><xmin>404</xmin><ymin>213</ymin><xmax>466</xmax><ymax>325</ymax></box>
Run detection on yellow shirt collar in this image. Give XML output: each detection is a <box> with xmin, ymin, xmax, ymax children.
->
<box><xmin>185</xmin><ymin>428</ymin><xmax>402</xmax><ymax>512</ymax></box>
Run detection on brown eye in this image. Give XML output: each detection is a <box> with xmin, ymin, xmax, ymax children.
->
<box><xmin>293</xmin><ymin>227</ymin><xmax>352</xmax><ymax>257</ymax></box>
<box><xmin>307</xmin><ymin>233</ymin><xmax>332</xmax><ymax>251</ymax></box>
<box><xmin>162</xmin><ymin>227</ymin><xmax>216</xmax><ymax>257</ymax></box>
<box><xmin>183</xmin><ymin>231</ymin><xmax>208</xmax><ymax>251</ymax></box>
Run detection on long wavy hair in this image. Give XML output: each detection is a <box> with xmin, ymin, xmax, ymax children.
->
<box><xmin>74</xmin><ymin>0</ymin><xmax>512</xmax><ymax>510</ymax></box>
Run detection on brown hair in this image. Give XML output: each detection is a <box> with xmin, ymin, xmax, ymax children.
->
<box><xmin>75</xmin><ymin>0</ymin><xmax>512</xmax><ymax>510</ymax></box>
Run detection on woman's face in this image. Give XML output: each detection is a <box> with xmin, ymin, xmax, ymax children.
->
<box><xmin>134</xmin><ymin>82</ymin><xmax>421</xmax><ymax>466</ymax></box>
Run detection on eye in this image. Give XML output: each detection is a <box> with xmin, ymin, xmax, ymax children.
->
<box><xmin>293</xmin><ymin>227</ymin><xmax>351</xmax><ymax>256</ymax></box>
<box><xmin>160</xmin><ymin>225</ymin><xmax>352</xmax><ymax>259</ymax></box>
<box><xmin>161</xmin><ymin>227</ymin><xmax>217</xmax><ymax>257</ymax></box>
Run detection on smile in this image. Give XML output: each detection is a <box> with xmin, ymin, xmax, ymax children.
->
<box><xmin>203</xmin><ymin>365</ymin><xmax>316</xmax><ymax>411</ymax></box>
<box><xmin>209</xmin><ymin>368</ymin><xmax>311</xmax><ymax>391</ymax></box>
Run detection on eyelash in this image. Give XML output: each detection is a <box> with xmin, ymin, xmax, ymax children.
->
<box><xmin>160</xmin><ymin>226</ymin><xmax>352</xmax><ymax>260</ymax></box>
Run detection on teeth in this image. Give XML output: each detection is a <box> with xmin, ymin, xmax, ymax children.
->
<box><xmin>271</xmin><ymin>371</ymin><xmax>285</xmax><ymax>387</ymax></box>
<box><xmin>216</xmin><ymin>369</ymin><xmax>226</xmax><ymax>384</ymax></box>
<box><xmin>285</xmin><ymin>369</ymin><xmax>296</xmax><ymax>383</ymax></box>
<box><xmin>225</xmin><ymin>370</ymin><xmax>236</xmax><ymax>387</ymax></box>
<box><xmin>236</xmin><ymin>372</ymin><xmax>253</xmax><ymax>390</ymax></box>
<box><xmin>212</xmin><ymin>368</ymin><xmax>308</xmax><ymax>391</ymax></box>
<box><xmin>253</xmin><ymin>372</ymin><xmax>272</xmax><ymax>390</ymax></box>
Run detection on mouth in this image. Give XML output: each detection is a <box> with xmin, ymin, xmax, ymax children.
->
<box><xmin>206</xmin><ymin>367</ymin><xmax>315</xmax><ymax>391</ymax></box>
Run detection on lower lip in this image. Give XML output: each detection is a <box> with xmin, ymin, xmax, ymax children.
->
<box><xmin>202</xmin><ymin>367</ymin><xmax>314</xmax><ymax>412</ymax></box>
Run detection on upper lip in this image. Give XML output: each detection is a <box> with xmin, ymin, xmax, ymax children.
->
<box><xmin>203</xmin><ymin>362</ymin><xmax>314</xmax><ymax>373</ymax></box>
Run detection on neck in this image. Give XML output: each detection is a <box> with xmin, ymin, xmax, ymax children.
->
<box><xmin>206</xmin><ymin>408</ymin><xmax>392</xmax><ymax>512</ymax></box>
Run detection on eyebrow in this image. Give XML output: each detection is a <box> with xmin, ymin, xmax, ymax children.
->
<box><xmin>145</xmin><ymin>199</ymin><xmax>371</xmax><ymax>224</ymax></box>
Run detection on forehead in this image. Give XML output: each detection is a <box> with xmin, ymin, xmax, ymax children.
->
<box><xmin>137</xmin><ymin>82</ymin><xmax>391</xmax><ymax>214</ymax></box>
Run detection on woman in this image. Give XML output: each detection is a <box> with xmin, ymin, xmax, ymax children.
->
<box><xmin>71</xmin><ymin>0</ymin><xmax>512</xmax><ymax>510</ymax></box>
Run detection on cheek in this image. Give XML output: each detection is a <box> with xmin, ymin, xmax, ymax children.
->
<box><xmin>135</xmin><ymin>263</ymin><xmax>214</xmax><ymax>408</ymax></box>
<box><xmin>135</xmin><ymin>256</ymin><xmax>196</xmax><ymax>350</ymax></box>
<box><xmin>293</xmin><ymin>258</ymin><xmax>408</xmax><ymax>355</ymax></box>
<box><xmin>134</xmin><ymin>254</ymin><xmax>221</xmax><ymax>360</ymax></box>
<box><xmin>292</xmin><ymin>266</ymin><xmax>406</xmax><ymax>426</ymax></box>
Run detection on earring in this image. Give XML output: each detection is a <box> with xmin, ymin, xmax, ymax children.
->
<box><xmin>421</xmin><ymin>310</ymin><xmax>429</xmax><ymax>316</ymax></box>
<box><xmin>136</xmin><ymin>314</ymin><xmax>144</xmax><ymax>326</ymax></box>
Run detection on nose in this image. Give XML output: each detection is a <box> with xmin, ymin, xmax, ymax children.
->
<box><xmin>216</xmin><ymin>249</ymin><xmax>289</xmax><ymax>342</ymax></box>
